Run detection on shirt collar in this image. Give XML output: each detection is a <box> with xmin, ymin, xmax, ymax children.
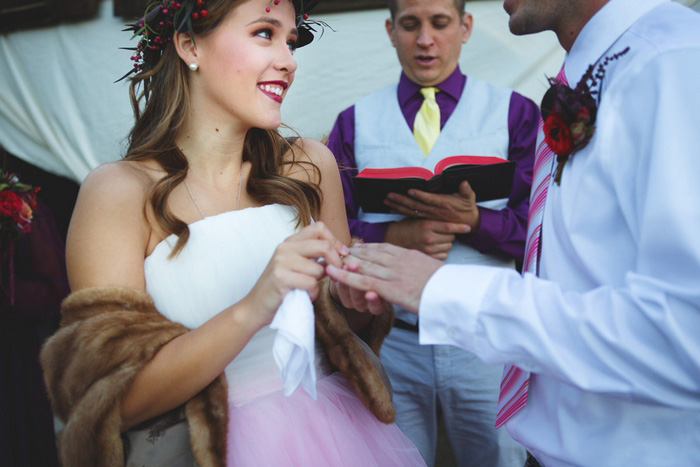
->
<box><xmin>397</xmin><ymin>66</ymin><xmax>466</xmax><ymax>107</ymax></box>
<box><xmin>564</xmin><ymin>0</ymin><xmax>668</xmax><ymax>86</ymax></box>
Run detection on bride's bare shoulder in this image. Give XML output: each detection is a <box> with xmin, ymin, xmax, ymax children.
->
<box><xmin>79</xmin><ymin>159</ymin><xmax>165</xmax><ymax>204</ymax></box>
<box><xmin>282</xmin><ymin>137</ymin><xmax>339</xmax><ymax>183</ymax></box>
<box><xmin>84</xmin><ymin>159</ymin><xmax>162</xmax><ymax>191</ymax></box>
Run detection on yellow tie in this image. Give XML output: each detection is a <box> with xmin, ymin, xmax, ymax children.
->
<box><xmin>413</xmin><ymin>87</ymin><xmax>441</xmax><ymax>157</ymax></box>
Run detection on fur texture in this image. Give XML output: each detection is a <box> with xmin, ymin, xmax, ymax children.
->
<box><xmin>41</xmin><ymin>282</ymin><xmax>395</xmax><ymax>466</ymax></box>
<box><xmin>40</xmin><ymin>287</ymin><xmax>227</xmax><ymax>467</ymax></box>
<box><xmin>314</xmin><ymin>277</ymin><xmax>396</xmax><ymax>423</ymax></box>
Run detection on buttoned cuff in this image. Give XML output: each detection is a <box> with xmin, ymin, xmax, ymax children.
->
<box><xmin>418</xmin><ymin>264</ymin><xmax>499</xmax><ymax>352</ymax></box>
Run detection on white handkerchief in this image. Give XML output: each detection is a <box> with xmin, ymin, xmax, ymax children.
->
<box><xmin>270</xmin><ymin>289</ymin><xmax>317</xmax><ymax>399</ymax></box>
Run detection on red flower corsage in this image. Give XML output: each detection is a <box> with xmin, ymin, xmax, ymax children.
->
<box><xmin>541</xmin><ymin>47</ymin><xmax>630</xmax><ymax>184</ymax></box>
<box><xmin>1</xmin><ymin>169</ymin><xmax>40</xmax><ymax>305</ymax></box>
<box><xmin>0</xmin><ymin>171</ymin><xmax>39</xmax><ymax>237</ymax></box>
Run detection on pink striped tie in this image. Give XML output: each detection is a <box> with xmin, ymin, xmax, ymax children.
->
<box><xmin>495</xmin><ymin>65</ymin><xmax>569</xmax><ymax>428</ymax></box>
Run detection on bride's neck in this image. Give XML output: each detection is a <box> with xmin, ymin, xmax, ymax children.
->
<box><xmin>176</xmin><ymin>120</ymin><xmax>247</xmax><ymax>184</ymax></box>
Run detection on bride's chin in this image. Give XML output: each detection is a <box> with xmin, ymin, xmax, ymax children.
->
<box><xmin>257</xmin><ymin>117</ymin><xmax>283</xmax><ymax>131</ymax></box>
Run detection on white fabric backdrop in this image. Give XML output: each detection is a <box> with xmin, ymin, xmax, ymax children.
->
<box><xmin>2</xmin><ymin>0</ymin><xmax>694</xmax><ymax>182</ymax></box>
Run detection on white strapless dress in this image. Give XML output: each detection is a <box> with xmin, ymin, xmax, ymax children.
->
<box><xmin>144</xmin><ymin>204</ymin><xmax>425</xmax><ymax>466</ymax></box>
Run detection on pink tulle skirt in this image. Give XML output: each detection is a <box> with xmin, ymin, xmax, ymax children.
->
<box><xmin>226</xmin><ymin>373</ymin><xmax>426</xmax><ymax>466</ymax></box>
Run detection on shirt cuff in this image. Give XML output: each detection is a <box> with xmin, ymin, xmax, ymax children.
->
<box><xmin>418</xmin><ymin>264</ymin><xmax>500</xmax><ymax>352</ymax></box>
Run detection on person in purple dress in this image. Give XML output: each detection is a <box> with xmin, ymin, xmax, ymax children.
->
<box><xmin>326</xmin><ymin>0</ymin><xmax>538</xmax><ymax>465</ymax></box>
<box><xmin>1</xmin><ymin>196</ymin><xmax>66</xmax><ymax>467</ymax></box>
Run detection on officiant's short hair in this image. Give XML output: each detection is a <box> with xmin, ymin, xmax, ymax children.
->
<box><xmin>387</xmin><ymin>0</ymin><xmax>466</xmax><ymax>19</ymax></box>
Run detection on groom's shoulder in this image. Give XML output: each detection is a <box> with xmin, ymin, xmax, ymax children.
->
<box><xmin>631</xmin><ymin>2</ymin><xmax>700</xmax><ymax>53</ymax></box>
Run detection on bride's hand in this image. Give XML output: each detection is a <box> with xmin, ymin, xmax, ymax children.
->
<box><xmin>330</xmin><ymin>264</ymin><xmax>387</xmax><ymax>316</ymax></box>
<box><xmin>241</xmin><ymin>222</ymin><xmax>348</xmax><ymax>328</ymax></box>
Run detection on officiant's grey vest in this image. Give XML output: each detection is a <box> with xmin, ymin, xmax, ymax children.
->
<box><xmin>354</xmin><ymin>76</ymin><xmax>514</xmax><ymax>268</ymax></box>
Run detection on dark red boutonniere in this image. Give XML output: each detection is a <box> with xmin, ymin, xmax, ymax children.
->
<box><xmin>0</xmin><ymin>169</ymin><xmax>40</xmax><ymax>305</ymax></box>
<box><xmin>541</xmin><ymin>47</ymin><xmax>630</xmax><ymax>184</ymax></box>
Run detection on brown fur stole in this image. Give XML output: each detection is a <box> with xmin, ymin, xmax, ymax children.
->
<box><xmin>314</xmin><ymin>277</ymin><xmax>396</xmax><ymax>424</ymax></box>
<box><xmin>40</xmin><ymin>286</ymin><xmax>227</xmax><ymax>466</ymax></box>
<box><xmin>41</xmin><ymin>281</ymin><xmax>395</xmax><ymax>466</ymax></box>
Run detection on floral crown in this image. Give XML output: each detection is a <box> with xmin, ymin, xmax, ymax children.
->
<box><xmin>120</xmin><ymin>0</ymin><xmax>322</xmax><ymax>81</ymax></box>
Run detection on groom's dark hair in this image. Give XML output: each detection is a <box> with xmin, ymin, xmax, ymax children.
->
<box><xmin>387</xmin><ymin>0</ymin><xmax>466</xmax><ymax>19</ymax></box>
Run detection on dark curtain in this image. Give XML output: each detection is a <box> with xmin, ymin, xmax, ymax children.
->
<box><xmin>0</xmin><ymin>0</ymin><xmax>100</xmax><ymax>33</ymax></box>
<box><xmin>0</xmin><ymin>0</ymin><xmax>386</xmax><ymax>34</ymax></box>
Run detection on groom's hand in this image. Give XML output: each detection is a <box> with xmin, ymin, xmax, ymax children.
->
<box><xmin>326</xmin><ymin>243</ymin><xmax>443</xmax><ymax>314</ymax></box>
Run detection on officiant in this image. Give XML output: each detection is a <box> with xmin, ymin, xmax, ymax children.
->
<box><xmin>328</xmin><ymin>0</ymin><xmax>700</xmax><ymax>465</ymax></box>
<box><xmin>325</xmin><ymin>0</ymin><xmax>538</xmax><ymax>464</ymax></box>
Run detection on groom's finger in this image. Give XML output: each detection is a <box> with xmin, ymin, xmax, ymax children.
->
<box><xmin>348</xmin><ymin>244</ymin><xmax>404</xmax><ymax>268</ymax></box>
<box><xmin>326</xmin><ymin>264</ymin><xmax>378</xmax><ymax>292</ymax></box>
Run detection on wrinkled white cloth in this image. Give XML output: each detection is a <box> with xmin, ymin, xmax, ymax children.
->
<box><xmin>270</xmin><ymin>289</ymin><xmax>317</xmax><ymax>399</ymax></box>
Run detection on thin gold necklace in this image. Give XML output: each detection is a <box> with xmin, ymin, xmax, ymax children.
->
<box><xmin>183</xmin><ymin>170</ymin><xmax>243</xmax><ymax>220</ymax></box>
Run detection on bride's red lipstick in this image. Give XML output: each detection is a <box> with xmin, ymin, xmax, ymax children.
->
<box><xmin>257</xmin><ymin>80</ymin><xmax>288</xmax><ymax>103</ymax></box>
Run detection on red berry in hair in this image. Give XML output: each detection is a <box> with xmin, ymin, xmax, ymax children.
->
<box><xmin>303</xmin><ymin>13</ymin><xmax>309</xmax><ymax>19</ymax></box>
<box><xmin>266</xmin><ymin>7</ymin><xmax>271</xmax><ymax>12</ymax></box>
<box><xmin>200</xmin><ymin>9</ymin><xmax>208</xmax><ymax>17</ymax></box>
<box><xmin>192</xmin><ymin>12</ymin><xmax>199</xmax><ymax>19</ymax></box>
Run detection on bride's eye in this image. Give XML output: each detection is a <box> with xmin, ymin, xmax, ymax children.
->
<box><xmin>287</xmin><ymin>38</ymin><xmax>298</xmax><ymax>52</ymax></box>
<box><xmin>254</xmin><ymin>28</ymin><xmax>272</xmax><ymax>40</ymax></box>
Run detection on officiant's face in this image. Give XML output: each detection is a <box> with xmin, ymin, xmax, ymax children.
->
<box><xmin>386</xmin><ymin>0</ymin><xmax>472</xmax><ymax>87</ymax></box>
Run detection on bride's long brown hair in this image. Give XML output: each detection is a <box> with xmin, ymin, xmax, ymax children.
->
<box><xmin>124</xmin><ymin>0</ymin><xmax>321</xmax><ymax>257</ymax></box>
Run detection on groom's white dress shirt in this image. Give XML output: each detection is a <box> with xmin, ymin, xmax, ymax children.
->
<box><xmin>418</xmin><ymin>0</ymin><xmax>700</xmax><ymax>465</ymax></box>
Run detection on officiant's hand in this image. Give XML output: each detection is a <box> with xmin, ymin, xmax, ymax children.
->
<box><xmin>384</xmin><ymin>218</ymin><xmax>468</xmax><ymax>260</ymax></box>
<box><xmin>326</xmin><ymin>243</ymin><xmax>443</xmax><ymax>314</ymax></box>
<box><xmin>384</xmin><ymin>180</ymin><xmax>480</xmax><ymax>232</ymax></box>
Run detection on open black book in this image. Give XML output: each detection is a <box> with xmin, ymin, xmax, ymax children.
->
<box><xmin>354</xmin><ymin>155</ymin><xmax>515</xmax><ymax>214</ymax></box>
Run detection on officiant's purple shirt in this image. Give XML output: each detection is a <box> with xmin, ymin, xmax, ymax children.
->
<box><xmin>326</xmin><ymin>66</ymin><xmax>539</xmax><ymax>261</ymax></box>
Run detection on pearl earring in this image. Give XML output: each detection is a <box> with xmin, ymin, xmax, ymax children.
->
<box><xmin>189</xmin><ymin>62</ymin><xmax>198</xmax><ymax>71</ymax></box>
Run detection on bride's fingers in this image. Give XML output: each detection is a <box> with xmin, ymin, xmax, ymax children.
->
<box><xmin>334</xmin><ymin>281</ymin><xmax>358</xmax><ymax>310</ymax></box>
<box><xmin>286</xmin><ymin>222</ymin><xmax>349</xmax><ymax>258</ymax></box>
<box><xmin>278</xmin><ymin>238</ymin><xmax>344</xmax><ymax>269</ymax></box>
<box><xmin>347</xmin><ymin>286</ymin><xmax>369</xmax><ymax>312</ymax></box>
<box><xmin>366</xmin><ymin>293</ymin><xmax>385</xmax><ymax>316</ymax></box>
<box><xmin>334</xmin><ymin>280</ymin><xmax>351</xmax><ymax>308</ymax></box>
<box><xmin>282</xmin><ymin>271</ymin><xmax>320</xmax><ymax>297</ymax></box>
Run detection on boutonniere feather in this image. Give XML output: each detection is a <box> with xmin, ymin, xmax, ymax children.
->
<box><xmin>541</xmin><ymin>47</ymin><xmax>630</xmax><ymax>184</ymax></box>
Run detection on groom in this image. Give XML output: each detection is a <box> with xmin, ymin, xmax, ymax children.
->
<box><xmin>328</xmin><ymin>0</ymin><xmax>700</xmax><ymax>465</ymax></box>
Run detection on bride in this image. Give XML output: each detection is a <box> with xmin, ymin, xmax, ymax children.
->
<box><xmin>40</xmin><ymin>0</ymin><xmax>426</xmax><ymax>465</ymax></box>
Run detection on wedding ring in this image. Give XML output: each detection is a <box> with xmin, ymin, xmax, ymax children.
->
<box><xmin>414</xmin><ymin>209</ymin><xmax>419</xmax><ymax>217</ymax></box>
